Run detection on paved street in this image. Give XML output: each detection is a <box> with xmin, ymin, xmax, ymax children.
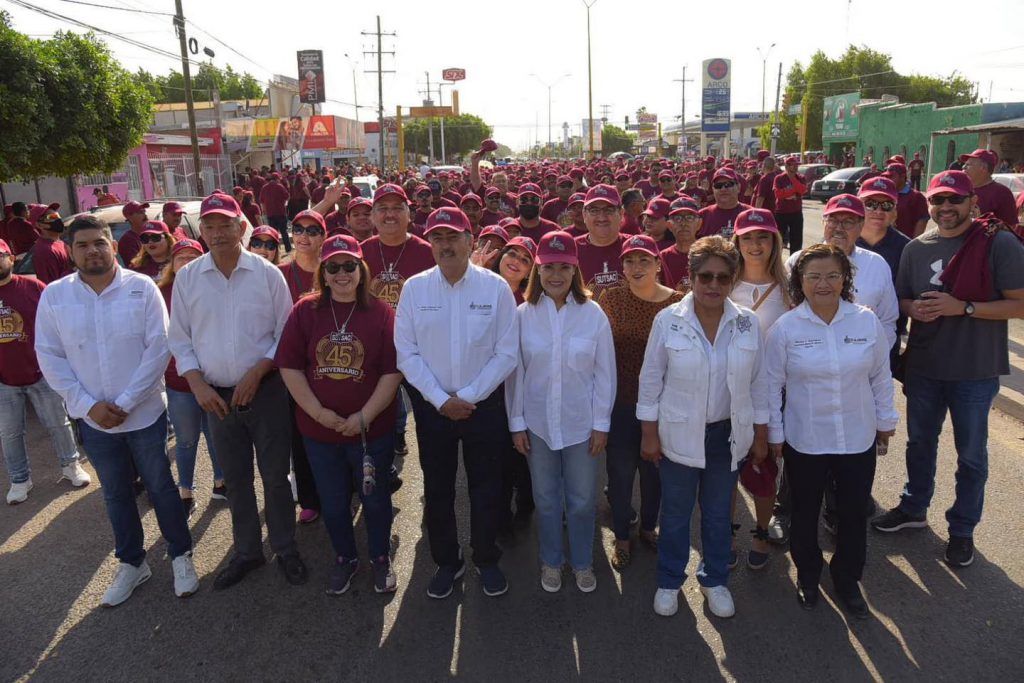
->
<box><xmin>2</xmin><ymin>203</ymin><xmax>1024</xmax><ymax>682</ymax></box>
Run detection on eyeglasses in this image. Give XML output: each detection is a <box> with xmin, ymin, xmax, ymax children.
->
<box><xmin>695</xmin><ymin>271</ymin><xmax>732</xmax><ymax>285</ymax></box>
<box><xmin>864</xmin><ymin>199</ymin><xmax>896</xmax><ymax>212</ymax></box>
<box><xmin>249</xmin><ymin>239</ymin><xmax>278</xmax><ymax>249</ymax></box>
<box><xmin>324</xmin><ymin>260</ymin><xmax>359</xmax><ymax>274</ymax></box>
<box><xmin>712</xmin><ymin>182</ymin><xmax>736</xmax><ymax>190</ymax></box>
<box><xmin>660</xmin><ymin>178</ymin><xmax>675</xmax><ymax>183</ymax></box>
<box><xmin>415</xmin><ymin>192</ymin><xmax>432</xmax><ymax>199</ymax></box>
<box><xmin>518</xmin><ymin>196</ymin><xmax>541</xmax><ymax>205</ymax></box>
<box><xmin>585</xmin><ymin>206</ymin><xmax>619</xmax><ymax>217</ymax></box>
<box><xmin>928</xmin><ymin>194</ymin><xmax>969</xmax><ymax>206</ymax></box>
<box><xmin>557</xmin><ymin>183</ymin><xmax>573</xmax><ymax>189</ymax></box>
<box><xmin>140</xmin><ymin>233</ymin><xmax>165</xmax><ymax>244</ymax></box>
<box><xmin>824</xmin><ymin>217</ymin><xmax>862</xmax><ymax>230</ymax></box>
<box><xmin>669</xmin><ymin>214</ymin><xmax>700</xmax><ymax>224</ymax></box>
<box><xmin>291</xmin><ymin>225</ymin><xmax>324</xmax><ymax>237</ymax></box>
<box><xmin>803</xmin><ymin>272</ymin><xmax>843</xmax><ymax>283</ymax></box>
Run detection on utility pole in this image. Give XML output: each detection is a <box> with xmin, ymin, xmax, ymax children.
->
<box><xmin>362</xmin><ymin>16</ymin><xmax>395</xmax><ymax>169</ymax></box>
<box><xmin>419</xmin><ymin>74</ymin><xmax>435</xmax><ymax>164</ymax></box>
<box><xmin>673</xmin><ymin>67</ymin><xmax>692</xmax><ymax>156</ymax></box>
<box><xmin>770</xmin><ymin>62</ymin><xmax>782</xmax><ymax>156</ymax></box>
<box><xmin>583</xmin><ymin>0</ymin><xmax>597</xmax><ymax>157</ymax></box>
<box><xmin>173</xmin><ymin>0</ymin><xmax>203</xmax><ymax>196</ymax></box>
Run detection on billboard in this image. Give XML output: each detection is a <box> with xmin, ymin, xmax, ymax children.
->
<box><xmin>237</xmin><ymin>117</ymin><xmax>365</xmax><ymax>152</ymax></box>
<box><xmin>822</xmin><ymin>92</ymin><xmax>861</xmax><ymax>140</ymax></box>
<box><xmin>297</xmin><ymin>50</ymin><xmax>325</xmax><ymax>104</ymax></box>
<box><xmin>701</xmin><ymin>58</ymin><xmax>731</xmax><ymax>133</ymax></box>
<box><xmin>442</xmin><ymin>68</ymin><xmax>466</xmax><ymax>81</ymax></box>
<box><xmin>582</xmin><ymin>119</ymin><xmax>603</xmax><ymax>152</ymax></box>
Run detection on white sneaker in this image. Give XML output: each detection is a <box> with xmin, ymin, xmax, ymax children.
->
<box><xmin>7</xmin><ymin>480</ymin><xmax>33</xmax><ymax>505</ymax></box>
<box><xmin>60</xmin><ymin>462</ymin><xmax>91</xmax><ymax>488</ymax></box>
<box><xmin>172</xmin><ymin>554</ymin><xmax>200</xmax><ymax>598</ymax></box>
<box><xmin>540</xmin><ymin>564</ymin><xmax>562</xmax><ymax>593</ymax></box>
<box><xmin>701</xmin><ymin>585</ymin><xmax>736</xmax><ymax>618</ymax></box>
<box><xmin>654</xmin><ymin>588</ymin><xmax>679</xmax><ymax>616</ymax></box>
<box><xmin>573</xmin><ymin>568</ymin><xmax>597</xmax><ymax>593</ymax></box>
<box><xmin>101</xmin><ymin>561</ymin><xmax>152</xmax><ymax>607</ymax></box>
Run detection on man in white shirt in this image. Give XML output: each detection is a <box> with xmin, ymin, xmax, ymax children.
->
<box><xmin>395</xmin><ymin>207</ymin><xmax>519</xmax><ymax>599</ymax></box>
<box><xmin>168</xmin><ymin>192</ymin><xmax>307</xmax><ymax>590</ymax></box>
<box><xmin>34</xmin><ymin>215</ymin><xmax>198</xmax><ymax>607</ymax></box>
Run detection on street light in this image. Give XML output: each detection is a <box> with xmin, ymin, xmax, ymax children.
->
<box><xmin>343</xmin><ymin>52</ymin><xmax>360</xmax><ymax>121</ymax></box>
<box><xmin>756</xmin><ymin>43</ymin><xmax>777</xmax><ymax>121</ymax></box>
<box><xmin>529</xmin><ymin>73</ymin><xmax>572</xmax><ymax>154</ymax></box>
<box><xmin>583</xmin><ymin>0</ymin><xmax>597</xmax><ymax>157</ymax></box>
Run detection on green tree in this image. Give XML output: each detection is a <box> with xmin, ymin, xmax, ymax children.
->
<box><xmin>402</xmin><ymin>114</ymin><xmax>492</xmax><ymax>162</ymax></box>
<box><xmin>601</xmin><ymin>124</ymin><xmax>635</xmax><ymax>154</ymax></box>
<box><xmin>135</xmin><ymin>62</ymin><xmax>264</xmax><ymax>104</ymax></box>
<box><xmin>0</xmin><ymin>16</ymin><xmax>154</xmax><ymax>181</ymax></box>
<box><xmin>493</xmin><ymin>143</ymin><xmax>513</xmax><ymax>158</ymax></box>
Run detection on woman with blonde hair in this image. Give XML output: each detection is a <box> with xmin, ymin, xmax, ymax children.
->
<box><xmin>130</xmin><ymin>220</ymin><xmax>176</xmax><ymax>279</ymax></box>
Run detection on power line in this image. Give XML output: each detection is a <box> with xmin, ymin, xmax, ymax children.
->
<box><xmin>185</xmin><ymin>19</ymin><xmax>275</xmax><ymax>77</ymax></box>
<box><xmin>49</xmin><ymin>0</ymin><xmax>172</xmax><ymax>15</ymax></box>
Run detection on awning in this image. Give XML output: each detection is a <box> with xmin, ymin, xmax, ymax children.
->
<box><xmin>932</xmin><ymin>117</ymin><xmax>1024</xmax><ymax>136</ymax></box>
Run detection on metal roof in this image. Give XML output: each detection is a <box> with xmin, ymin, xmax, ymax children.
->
<box><xmin>932</xmin><ymin>117</ymin><xmax>1024</xmax><ymax>136</ymax></box>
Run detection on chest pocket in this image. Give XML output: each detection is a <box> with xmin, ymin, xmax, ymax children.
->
<box><xmin>111</xmin><ymin>301</ymin><xmax>147</xmax><ymax>340</ymax></box>
<box><xmin>567</xmin><ymin>337</ymin><xmax>597</xmax><ymax>372</ymax></box>
<box><xmin>665</xmin><ymin>333</ymin><xmax>701</xmax><ymax>383</ymax></box>
<box><xmin>466</xmin><ymin>313</ymin><xmax>493</xmax><ymax>347</ymax></box>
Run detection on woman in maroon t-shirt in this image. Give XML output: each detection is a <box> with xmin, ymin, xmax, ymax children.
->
<box><xmin>158</xmin><ymin>239</ymin><xmax>225</xmax><ymax>516</ymax></box>
<box><xmin>248</xmin><ymin>225</ymin><xmax>281</xmax><ymax>264</ymax></box>
<box><xmin>130</xmin><ymin>221</ymin><xmax>175</xmax><ymax>280</ymax></box>
<box><xmin>276</xmin><ymin>234</ymin><xmax>403</xmax><ymax>595</ymax></box>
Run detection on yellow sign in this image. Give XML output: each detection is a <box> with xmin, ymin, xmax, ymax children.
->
<box><xmin>409</xmin><ymin>106</ymin><xmax>454</xmax><ymax>118</ymax></box>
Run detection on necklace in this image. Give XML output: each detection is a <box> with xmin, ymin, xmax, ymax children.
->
<box><xmin>329</xmin><ymin>298</ymin><xmax>356</xmax><ymax>334</ymax></box>
<box><xmin>379</xmin><ymin>235</ymin><xmax>409</xmax><ymax>273</ymax></box>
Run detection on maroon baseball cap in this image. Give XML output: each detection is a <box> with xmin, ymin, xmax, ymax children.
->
<box><xmin>373</xmin><ymin>183</ymin><xmax>409</xmax><ymax>203</ymax></box>
<box><xmin>172</xmin><ymin>238</ymin><xmax>204</xmax><ymax>257</ymax></box>
<box><xmin>823</xmin><ymin>193</ymin><xmax>865</xmax><ymax>218</ymax></box>
<box><xmin>162</xmin><ymin>201</ymin><xmax>185</xmax><ymax>215</ymax></box>
<box><xmin>658</xmin><ymin>170</ymin><xmax>676</xmax><ymax>181</ymax></box>
<box><xmin>734</xmin><ymin>209</ymin><xmax>780</xmax><ymax>236</ymax></box>
<box><xmin>668</xmin><ymin>197</ymin><xmax>701</xmax><ymax>216</ymax></box>
<box><xmin>251</xmin><ymin>225</ymin><xmax>282</xmax><ymax>242</ymax></box>
<box><xmin>739</xmin><ymin>456</ymin><xmax>778</xmax><ymax>498</ymax></box>
<box><xmin>517</xmin><ymin>183</ymin><xmax>543</xmax><ymax>199</ymax></box>
<box><xmin>643</xmin><ymin>197</ymin><xmax>672</xmax><ymax>219</ymax></box>
<box><xmin>346</xmin><ymin>197</ymin><xmax>373</xmax><ymax>214</ymax></box>
<box><xmin>29</xmin><ymin>202</ymin><xmax>61</xmax><ymax>225</ymax></box>
<box><xmin>543</xmin><ymin>171</ymin><xmax>558</xmax><ymax>180</ymax></box>
<box><xmin>507</xmin><ymin>236</ymin><xmax>538</xmax><ymax>260</ymax></box>
<box><xmin>424</xmin><ymin>207</ymin><xmax>472</xmax><ymax>235</ymax></box>
<box><xmin>926</xmin><ymin>170</ymin><xmax>973</xmax><ymax>198</ymax></box>
<box><xmin>556</xmin><ymin>175</ymin><xmax>573</xmax><ymax>186</ymax></box>
<box><xmin>460</xmin><ymin>193</ymin><xmax>483</xmax><ymax>207</ymax></box>
<box><xmin>199</xmin><ymin>192</ymin><xmax>241</xmax><ymax>218</ymax></box>
<box><xmin>886</xmin><ymin>155</ymin><xmax>907</xmax><ymax>166</ymax></box>
<box><xmin>141</xmin><ymin>220</ymin><xmax>170</xmax><ymax>235</ymax></box>
<box><xmin>320</xmin><ymin>234</ymin><xmax>363</xmax><ymax>261</ymax></box>
<box><xmin>784</xmin><ymin>155</ymin><xmax>800</xmax><ymax>165</ymax></box>
<box><xmin>859</xmin><ymin>176</ymin><xmax>899</xmax><ymax>202</ymax></box>
<box><xmin>703</xmin><ymin>155</ymin><xmax>716</xmax><ymax>164</ymax></box>
<box><xmin>614</xmin><ymin>172</ymin><xmax>631</xmax><ymax>181</ymax></box>
<box><xmin>569</xmin><ymin>168</ymin><xmax>585</xmax><ymax>179</ymax></box>
<box><xmin>886</xmin><ymin>162</ymin><xmax>907</xmax><ymax>177</ymax></box>
<box><xmin>620</xmin><ymin>233</ymin><xmax>660</xmax><ymax>259</ymax></box>
<box><xmin>535</xmin><ymin>231</ymin><xmax>578</xmax><ymax>265</ymax></box>
<box><xmin>583</xmin><ymin>184</ymin><xmax>621</xmax><ymax>208</ymax></box>
<box><xmin>484</xmin><ymin>186</ymin><xmax>503</xmax><ymax>198</ymax></box>
<box><xmin>964</xmin><ymin>149</ymin><xmax>998</xmax><ymax>169</ymax></box>
<box><xmin>756</xmin><ymin>150</ymin><xmax>771</xmax><ymax>161</ymax></box>
<box><xmin>122</xmin><ymin>200</ymin><xmax>150</xmax><ymax>218</ymax></box>
<box><xmin>712</xmin><ymin>168</ymin><xmax>740</xmax><ymax>184</ymax></box>
<box><xmin>478</xmin><ymin>138</ymin><xmax>499</xmax><ymax>153</ymax></box>
<box><xmin>292</xmin><ymin>209</ymin><xmax>326</xmax><ymax>230</ymax></box>
<box><xmin>567</xmin><ymin>192</ymin><xmax>586</xmax><ymax>208</ymax></box>
<box><xmin>0</xmin><ymin>239</ymin><xmax>11</xmax><ymax>255</ymax></box>
<box><xmin>478</xmin><ymin>225</ymin><xmax>510</xmax><ymax>244</ymax></box>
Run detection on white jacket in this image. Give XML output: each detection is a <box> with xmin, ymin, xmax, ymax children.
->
<box><xmin>636</xmin><ymin>295</ymin><xmax>769</xmax><ymax>471</ymax></box>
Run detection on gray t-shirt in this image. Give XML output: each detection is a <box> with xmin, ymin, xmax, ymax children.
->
<box><xmin>896</xmin><ymin>227</ymin><xmax>1024</xmax><ymax>380</ymax></box>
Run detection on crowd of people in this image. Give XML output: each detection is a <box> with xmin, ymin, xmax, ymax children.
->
<box><xmin>1</xmin><ymin>142</ymin><xmax>1023</xmax><ymax>622</ymax></box>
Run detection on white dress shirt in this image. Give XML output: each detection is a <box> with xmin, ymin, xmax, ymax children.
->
<box><xmin>395</xmin><ymin>264</ymin><xmax>518</xmax><ymax>410</ymax></box>
<box><xmin>787</xmin><ymin>246</ymin><xmax>899</xmax><ymax>349</ymax></box>
<box><xmin>168</xmin><ymin>249</ymin><xmax>292</xmax><ymax>388</ymax></box>
<box><xmin>765</xmin><ymin>300</ymin><xmax>899</xmax><ymax>454</ymax></box>
<box><xmin>34</xmin><ymin>267</ymin><xmax>169</xmax><ymax>433</ymax></box>
<box><xmin>505</xmin><ymin>294</ymin><xmax>616</xmax><ymax>451</ymax></box>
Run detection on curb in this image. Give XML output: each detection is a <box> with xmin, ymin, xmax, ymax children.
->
<box><xmin>995</xmin><ymin>385</ymin><xmax>1024</xmax><ymax>424</ymax></box>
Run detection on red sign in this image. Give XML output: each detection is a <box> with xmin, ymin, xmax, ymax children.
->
<box><xmin>442</xmin><ymin>68</ymin><xmax>466</xmax><ymax>82</ymax></box>
<box><xmin>302</xmin><ymin>116</ymin><xmax>337</xmax><ymax>149</ymax></box>
<box><xmin>297</xmin><ymin>50</ymin><xmax>326</xmax><ymax>104</ymax></box>
<box><xmin>707</xmin><ymin>59</ymin><xmax>729</xmax><ymax>80</ymax></box>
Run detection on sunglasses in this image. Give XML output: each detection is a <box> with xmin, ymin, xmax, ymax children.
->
<box><xmin>557</xmin><ymin>183</ymin><xmax>573</xmax><ymax>189</ymax></box>
<box><xmin>927</xmin><ymin>194</ymin><xmax>969</xmax><ymax>206</ymax></box>
<box><xmin>695</xmin><ymin>271</ymin><xmax>732</xmax><ymax>285</ymax></box>
<box><xmin>324</xmin><ymin>260</ymin><xmax>359</xmax><ymax>274</ymax></box>
<box><xmin>864</xmin><ymin>199</ymin><xmax>896</xmax><ymax>212</ymax></box>
<box><xmin>712</xmin><ymin>182</ymin><xmax>736</xmax><ymax>190</ymax></box>
<box><xmin>518</xmin><ymin>196</ymin><xmax>542</xmax><ymax>205</ymax></box>
<box><xmin>416</xmin><ymin>192</ymin><xmax>432</xmax><ymax>199</ymax></box>
<box><xmin>660</xmin><ymin>178</ymin><xmax>675</xmax><ymax>183</ymax></box>
<box><xmin>140</xmin><ymin>233</ymin><xmax>165</xmax><ymax>244</ymax></box>
<box><xmin>670</xmin><ymin>214</ymin><xmax>700</xmax><ymax>223</ymax></box>
<box><xmin>291</xmin><ymin>225</ymin><xmax>324</xmax><ymax>237</ymax></box>
<box><xmin>249</xmin><ymin>239</ymin><xmax>278</xmax><ymax>249</ymax></box>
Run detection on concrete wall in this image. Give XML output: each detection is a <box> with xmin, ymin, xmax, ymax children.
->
<box><xmin>857</xmin><ymin>102</ymin><xmax>983</xmax><ymax>177</ymax></box>
<box><xmin>1</xmin><ymin>177</ymin><xmax>77</xmax><ymax>213</ymax></box>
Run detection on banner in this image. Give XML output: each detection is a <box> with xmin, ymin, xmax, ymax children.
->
<box><xmin>582</xmin><ymin>119</ymin><xmax>603</xmax><ymax>153</ymax></box>
<box><xmin>240</xmin><ymin>117</ymin><xmax>364</xmax><ymax>153</ymax></box>
<box><xmin>297</xmin><ymin>50</ymin><xmax>325</xmax><ymax>104</ymax></box>
<box><xmin>303</xmin><ymin>116</ymin><xmax>336</xmax><ymax>149</ymax></box>
<box><xmin>701</xmin><ymin>58</ymin><xmax>731</xmax><ymax>133</ymax></box>
<box><xmin>822</xmin><ymin>92</ymin><xmax>861</xmax><ymax>140</ymax></box>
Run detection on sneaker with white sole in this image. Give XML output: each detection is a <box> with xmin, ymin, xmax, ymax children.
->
<box><xmin>60</xmin><ymin>462</ymin><xmax>91</xmax><ymax>488</ymax></box>
<box><xmin>700</xmin><ymin>585</ymin><xmax>736</xmax><ymax>618</ymax></box>
<box><xmin>573</xmin><ymin>568</ymin><xmax>597</xmax><ymax>593</ymax></box>
<box><xmin>6</xmin><ymin>480</ymin><xmax>32</xmax><ymax>505</ymax></box>
<box><xmin>540</xmin><ymin>565</ymin><xmax>562</xmax><ymax>593</ymax></box>
<box><xmin>101</xmin><ymin>561</ymin><xmax>152</xmax><ymax>607</ymax></box>
<box><xmin>654</xmin><ymin>588</ymin><xmax>679</xmax><ymax>616</ymax></box>
<box><xmin>172</xmin><ymin>554</ymin><xmax>199</xmax><ymax>597</ymax></box>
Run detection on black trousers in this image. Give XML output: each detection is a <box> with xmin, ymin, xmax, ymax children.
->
<box><xmin>910</xmin><ymin>175</ymin><xmax>922</xmax><ymax>191</ymax></box>
<box><xmin>407</xmin><ymin>386</ymin><xmax>505</xmax><ymax>568</ymax></box>
<box><xmin>289</xmin><ymin>397</ymin><xmax>321</xmax><ymax>512</ymax></box>
<box><xmin>776</xmin><ymin>211</ymin><xmax>804</xmax><ymax>252</ymax></box>
<box><xmin>266</xmin><ymin>215</ymin><xmax>292</xmax><ymax>252</ymax></box>
<box><xmin>784</xmin><ymin>444</ymin><xmax>876</xmax><ymax>592</ymax></box>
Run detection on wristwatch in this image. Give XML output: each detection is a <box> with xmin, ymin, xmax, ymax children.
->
<box><xmin>964</xmin><ymin>301</ymin><xmax>975</xmax><ymax>317</ymax></box>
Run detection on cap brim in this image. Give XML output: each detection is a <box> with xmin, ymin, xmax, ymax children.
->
<box><xmin>535</xmin><ymin>254</ymin><xmax>579</xmax><ymax>265</ymax></box>
<box><xmin>584</xmin><ymin>199</ymin><xmax>620</xmax><ymax>208</ymax></box>
<box><xmin>423</xmin><ymin>224</ymin><xmax>469</xmax><ymax>235</ymax></box>
<box><xmin>822</xmin><ymin>208</ymin><xmax>865</xmax><ymax>218</ymax></box>
<box><xmin>925</xmin><ymin>188</ymin><xmax>971</xmax><ymax>199</ymax></box>
<box><xmin>733</xmin><ymin>225</ymin><xmax>779</xmax><ymax>236</ymax></box>
<box><xmin>859</xmin><ymin>191</ymin><xmax>898</xmax><ymax>202</ymax></box>
<box><xmin>620</xmin><ymin>246</ymin><xmax>660</xmax><ymax>259</ymax></box>
<box><xmin>200</xmin><ymin>209</ymin><xmax>240</xmax><ymax>218</ymax></box>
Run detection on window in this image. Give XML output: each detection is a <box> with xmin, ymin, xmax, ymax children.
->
<box><xmin>946</xmin><ymin>140</ymin><xmax>956</xmax><ymax>167</ymax></box>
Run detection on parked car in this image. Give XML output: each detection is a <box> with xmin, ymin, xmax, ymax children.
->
<box><xmin>993</xmin><ymin>173</ymin><xmax>1024</xmax><ymax>199</ymax></box>
<box><xmin>809</xmin><ymin>167</ymin><xmax>873</xmax><ymax>203</ymax></box>
<box><xmin>350</xmin><ymin>175</ymin><xmax>379</xmax><ymax>199</ymax></box>
<box><xmin>798</xmin><ymin>163</ymin><xmax>837</xmax><ymax>184</ymax></box>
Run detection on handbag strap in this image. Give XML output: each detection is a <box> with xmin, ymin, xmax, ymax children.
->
<box><xmin>750</xmin><ymin>282</ymin><xmax>778</xmax><ymax>312</ymax></box>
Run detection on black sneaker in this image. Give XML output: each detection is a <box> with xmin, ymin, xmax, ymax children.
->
<box><xmin>870</xmin><ymin>507</ymin><xmax>928</xmax><ymax>533</ymax></box>
<box><xmin>629</xmin><ymin>509</ymin><xmax>640</xmax><ymax>527</ymax></box>
<box><xmin>211</xmin><ymin>484</ymin><xmax>228</xmax><ymax>501</ymax></box>
<box><xmin>796</xmin><ymin>582</ymin><xmax>819</xmax><ymax>610</ymax></box>
<box><xmin>944</xmin><ymin>536</ymin><xmax>974</xmax><ymax>568</ymax></box>
<box><xmin>180</xmin><ymin>496</ymin><xmax>196</xmax><ymax>521</ymax></box>
<box><xmin>389</xmin><ymin>464</ymin><xmax>403</xmax><ymax>494</ymax></box>
<box><xmin>478</xmin><ymin>564</ymin><xmax>509</xmax><ymax>597</ymax></box>
<box><xmin>372</xmin><ymin>555</ymin><xmax>397</xmax><ymax>593</ymax></box>
<box><xmin>394</xmin><ymin>432</ymin><xmax>409</xmax><ymax>456</ymax></box>
<box><xmin>427</xmin><ymin>559</ymin><xmax>465</xmax><ymax>599</ymax></box>
<box><xmin>277</xmin><ymin>553</ymin><xmax>309</xmax><ymax>586</ymax></box>
<box><xmin>835</xmin><ymin>583</ymin><xmax>871</xmax><ymax>620</ymax></box>
<box><xmin>326</xmin><ymin>558</ymin><xmax>358</xmax><ymax>595</ymax></box>
<box><xmin>133</xmin><ymin>477</ymin><xmax>145</xmax><ymax>498</ymax></box>
<box><xmin>213</xmin><ymin>556</ymin><xmax>266</xmax><ymax>590</ymax></box>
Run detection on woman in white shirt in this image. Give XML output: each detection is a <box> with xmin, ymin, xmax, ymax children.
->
<box><xmin>507</xmin><ymin>231</ymin><xmax>615</xmax><ymax>594</ymax></box>
<box><xmin>729</xmin><ymin>209</ymin><xmax>793</xmax><ymax>568</ymax></box>
<box><xmin>765</xmin><ymin>243</ymin><xmax>898</xmax><ymax>620</ymax></box>
<box><xmin>638</xmin><ymin>235</ymin><xmax>769</xmax><ymax>620</ymax></box>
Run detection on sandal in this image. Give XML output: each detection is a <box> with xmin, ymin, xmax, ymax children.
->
<box><xmin>639</xmin><ymin>530</ymin><xmax>659</xmax><ymax>551</ymax></box>
<box><xmin>610</xmin><ymin>544</ymin><xmax>632</xmax><ymax>571</ymax></box>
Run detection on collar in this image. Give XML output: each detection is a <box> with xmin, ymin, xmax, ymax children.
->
<box><xmin>431</xmin><ymin>261</ymin><xmax>475</xmax><ymax>288</ymax></box>
<box><xmin>673</xmin><ymin>291</ymin><xmax>743</xmax><ymax>326</ymax></box>
<box><xmin>72</xmin><ymin>264</ymin><xmax>125</xmax><ymax>295</ymax></box>
<box><xmin>795</xmin><ymin>299</ymin><xmax>855</xmax><ymax>325</ymax></box>
<box><xmin>899</xmin><ymin>184</ymin><xmax>912</xmax><ymax>195</ymax></box>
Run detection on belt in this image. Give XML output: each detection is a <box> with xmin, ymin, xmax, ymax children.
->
<box><xmin>705</xmin><ymin>418</ymin><xmax>731</xmax><ymax>430</ymax></box>
<box><xmin>211</xmin><ymin>369</ymin><xmax>279</xmax><ymax>392</ymax></box>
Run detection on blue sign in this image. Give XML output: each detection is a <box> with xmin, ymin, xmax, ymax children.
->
<box><xmin>701</xmin><ymin>58</ymin><xmax>732</xmax><ymax>133</ymax></box>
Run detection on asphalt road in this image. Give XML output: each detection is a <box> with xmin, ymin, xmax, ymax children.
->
<box><xmin>3</xmin><ymin>203</ymin><xmax>1023</xmax><ymax>683</ymax></box>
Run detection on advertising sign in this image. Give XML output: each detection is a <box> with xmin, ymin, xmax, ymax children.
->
<box><xmin>297</xmin><ymin>50</ymin><xmax>325</xmax><ymax>104</ymax></box>
<box><xmin>302</xmin><ymin>116</ymin><xmax>337</xmax><ymax>149</ymax></box>
<box><xmin>701</xmin><ymin>58</ymin><xmax>731</xmax><ymax>133</ymax></box>
<box><xmin>822</xmin><ymin>92</ymin><xmax>861</xmax><ymax>140</ymax></box>
<box><xmin>442</xmin><ymin>68</ymin><xmax>466</xmax><ymax>82</ymax></box>
<box><xmin>582</xmin><ymin>119</ymin><xmax>603</xmax><ymax>152</ymax></box>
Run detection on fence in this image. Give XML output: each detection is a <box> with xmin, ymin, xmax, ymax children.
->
<box><xmin>146</xmin><ymin>154</ymin><xmax>233</xmax><ymax>198</ymax></box>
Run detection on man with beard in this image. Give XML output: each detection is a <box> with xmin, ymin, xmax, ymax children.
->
<box><xmin>117</xmin><ymin>200</ymin><xmax>151</xmax><ymax>265</ymax></box>
<box><xmin>460</xmin><ymin>193</ymin><xmax>485</xmax><ymax>236</ymax></box>
<box><xmin>515</xmin><ymin>183</ymin><xmax>560</xmax><ymax>242</ymax></box>
<box><xmin>635</xmin><ymin>162</ymin><xmax>662</xmax><ymax>201</ymax></box>
<box><xmin>28</xmin><ymin>204</ymin><xmax>72</xmax><ymax>284</ymax></box>
<box><xmin>575</xmin><ymin>184</ymin><xmax>628</xmax><ymax>300</ymax></box>
<box><xmin>961</xmin><ymin>149</ymin><xmax>1018</xmax><ymax>227</ymax></box>
<box><xmin>481</xmin><ymin>188</ymin><xmax>506</xmax><ymax>227</ymax></box>
<box><xmin>541</xmin><ymin>176</ymin><xmax>575</xmax><ymax>227</ymax></box>
<box><xmin>344</xmin><ymin>197</ymin><xmax>375</xmax><ymax>241</ymax></box>
<box><xmin>697</xmin><ymin>168</ymin><xmax>752</xmax><ymax>239</ymax></box>
<box><xmin>885</xmin><ymin>163</ymin><xmax>930</xmax><ymax>239</ymax></box>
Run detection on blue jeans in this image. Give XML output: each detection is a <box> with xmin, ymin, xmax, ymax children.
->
<box><xmin>78</xmin><ymin>413</ymin><xmax>192</xmax><ymax>565</ymax></box>
<box><xmin>526</xmin><ymin>431</ymin><xmax>598</xmax><ymax>570</ymax></box>
<box><xmin>0</xmin><ymin>378</ymin><xmax>80</xmax><ymax>484</ymax></box>
<box><xmin>304</xmin><ymin>434</ymin><xmax>395</xmax><ymax>560</ymax></box>
<box><xmin>606</xmin><ymin>405</ymin><xmax>661</xmax><ymax>540</ymax></box>
<box><xmin>657</xmin><ymin>421</ymin><xmax>739</xmax><ymax>590</ymax></box>
<box><xmin>394</xmin><ymin>386</ymin><xmax>408</xmax><ymax>434</ymax></box>
<box><xmin>166</xmin><ymin>388</ymin><xmax>223</xmax><ymax>491</ymax></box>
<box><xmin>899</xmin><ymin>372</ymin><xmax>1000</xmax><ymax>538</ymax></box>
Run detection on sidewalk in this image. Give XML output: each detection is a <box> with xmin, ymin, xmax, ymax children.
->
<box><xmin>997</xmin><ymin>319</ymin><xmax>1024</xmax><ymax>422</ymax></box>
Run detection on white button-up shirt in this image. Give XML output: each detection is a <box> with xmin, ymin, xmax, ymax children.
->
<box><xmin>395</xmin><ymin>264</ymin><xmax>518</xmax><ymax>410</ymax></box>
<box><xmin>34</xmin><ymin>267</ymin><xmax>169</xmax><ymax>433</ymax></box>
<box><xmin>765</xmin><ymin>300</ymin><xmax>899</xmax><ymax>454</ymax></box>
<box><xmin>506</xmin><ymin>294</ymin><xmax>616</xmax><ymax>450</ymax></box>
<box><xmin>787</xmin><ymin>246</ymin><xmax>899</xmax><ymax>349</ymax></box>
<box><xmin>168</xmin><ymin>249</ymin><xmax>292</xmax><ymax>388</ymax></box>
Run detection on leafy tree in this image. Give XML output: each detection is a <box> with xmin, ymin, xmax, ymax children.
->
<box><xmin>135</xmin><ymin>62</ymin><xmax>264</xmax><ymax>104</ymax></box>
<box><xmin>0</xmin><ymin>15</ymin><xmax>154</xmax><ymax>181</ymax></box>
<box><xmin>402</xmin><ymin>114</ymin><xmax>492</xmax><ymax>162</ymax></box>
<box><xmin>493</xmin><ymin>143</ymin><xmax>513</xmax><ymax>158</ymax></box>
<box><xmin>601</xmin><ymin>124</ymin><xmax>635</xmax><ymax>154</ymax></box>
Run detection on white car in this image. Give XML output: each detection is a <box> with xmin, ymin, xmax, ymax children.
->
<box><xmin>993</xmin><ymin>173</ymin><xmax>1024</xmax><ymax>199</ymax></box>
<box><xmin>350</xmin><ymin>175</ymin><xmax>379</xmax><ymax>198</ymax></box>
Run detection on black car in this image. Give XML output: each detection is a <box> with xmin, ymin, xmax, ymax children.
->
<box><xmin>809</xmin><ymin>167</ymin><xmax>872</xmax><ymax>202</ymax></box>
